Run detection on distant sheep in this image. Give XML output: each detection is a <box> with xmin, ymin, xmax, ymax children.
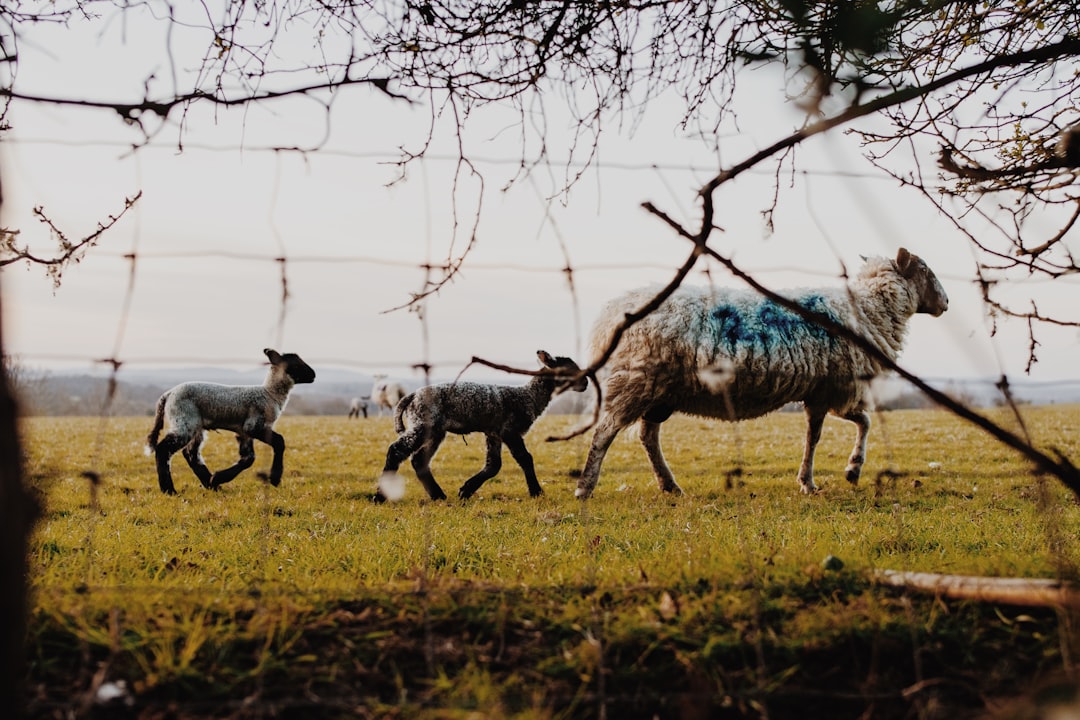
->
<box><xmin>348</xmin><ymin>397</ymin><xmax>369</xmax><ymax>419</ymax></box>
<box><xmin>575</xmin><ymin>248</ymin><xmax>948</xmax><ymax>498</ymax></box>
<box><xmin>146</xmin><ymin>348</ymin><xmax>316</xmax><ymax>494</ymax></box>
<box><xmin>377</xmin><ymin>350</ymin><xmax>588</xmax><ymax>502</ymax></box>
<box><xmin>371</xmin><ymin>375</ymin><xmax>407</xmax><ymax>415</ymax></box>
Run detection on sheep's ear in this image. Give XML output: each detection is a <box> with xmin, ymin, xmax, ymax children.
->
<box><xmin>264</xmin><ymin>348</ymin><xmax>282</xmax><ymax>364</ymax></box>
<box><xmin>895</xmin><ymin>248</ymin><xmax>917</xmax><ymax>278</ymax></box>
<box><xmin>537</xmin><ymin>350</ymin><xmax>554</xmax><ymax>367</ymax></box>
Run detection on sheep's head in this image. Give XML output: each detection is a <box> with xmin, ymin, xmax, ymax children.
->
<box><xmin>895</xmin><ymin>248</ymin><xmax>949</xmax><ymax>317</ymax></box>
<box><xmin>264</xmin><ymin>348</ymin><xmax>317</xmax><ymax>385</ymax></box>
<box><xmin>537</xmin><ymin>349</ymin><xmax>589</xmax><ymax>393</ymax></box>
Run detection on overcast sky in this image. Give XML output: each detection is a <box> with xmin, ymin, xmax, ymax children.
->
<box><xmin>1</xmin><ymin>7</ymin><xmax>1077</xmax><ymax>390</ymax></box>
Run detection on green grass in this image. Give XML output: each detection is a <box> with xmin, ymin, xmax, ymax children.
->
<box><xmin>20</xmin><ymin>407</ymin><xmax>1080</xmax><ymax>718</ymax></box>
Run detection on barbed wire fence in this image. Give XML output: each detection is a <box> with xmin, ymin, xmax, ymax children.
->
<box><xmin>3</xmin><ymin>139</ymin><xmax>1080</xmax><ymax>717</ymax></box>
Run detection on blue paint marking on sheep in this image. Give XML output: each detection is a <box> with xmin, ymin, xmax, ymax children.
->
<box><xmin>575</xmin><ymin>248</ymin><xmax>950</xmax><ymax>499</ymax></box>
<box><xmin>709</xmin><ymin>293</ymin><xmax>838</xmax><ymax>353</ymax></box>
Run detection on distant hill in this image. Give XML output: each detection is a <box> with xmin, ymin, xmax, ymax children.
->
<box><xmin>8</xmin><ymin>366</ymin><xmax>595</xmax><ymax>417</ymax></box>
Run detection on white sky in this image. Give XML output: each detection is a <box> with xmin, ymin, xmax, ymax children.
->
<box><xmin>1</xmin><ymin>7</ymin><xmax>1078</xmax><ymax>388</ymax></box>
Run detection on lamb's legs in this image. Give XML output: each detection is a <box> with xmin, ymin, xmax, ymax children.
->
<box><xmin>504</xmin><ymin>435</ymin><xmax>543</xmax><ymax>497</ymax></box>
<box><xmin>181</xmin><ymin>431</ymin><xmax>213</xmax><ymax>489</ymax></box>
<box><xmin>797</xmin><ymin>405</ymin><xmax>827</xmax><ymax>494</ymax></box>
<box><xmin>410</xmin><ymin>430</ymin><xmax>448</xmax><ymax>501</ymax></box>
<box><xmin>841</xmin><ymin>409</ymin><xmax>871</xmax><ymax>484</ymax></box>
<box><xmin>376</xmin><ymin>430</ymin><xmax>423</xmax><ymax>503</ymax></box>
<box><xmin>576</xmin><ymin>413</ymin><xmax>630</xmax><ymax>499</ymax></box>
<box><xmin>639</xmin><ymin>418</ymin><xmax>684</xmax><ymax>494</ymax></box>
<box><xmin>458</xmin><ymin>435</ymin><xmax>503</xmax><ymax>500</ymax></box>
<box><xmin>154</xmin><ymin>433</ymin><xmax>190</xmax><ymax>495</ymax></box>
<box><xmin>265</xmin><ymin>431</ymin><xmax>287</xmax><ymax>486</ymax></box>
<box><xmin>210</xmin><ymin>436</ymin><xmax>256</xmax><ymax>489</ymax></box>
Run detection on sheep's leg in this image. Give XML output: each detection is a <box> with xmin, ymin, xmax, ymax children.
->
<box><xmin>209</xmin><ymin>436</ymin><xmax>256</xmax><ymax>489</ymax></box>
<box><xmin>797</xmin><ymin>406</ymin><xmax>827</xmax><ymax>494</ymax></box>
<box><xmin>841</xmin><ymin>410</ymin><xmax>871</xmax><ymax>485</ymax></box>
<box><xmin>458</xmin><ymin>435</ymin><xmax>503</xmax><ymax>500</ymax></box>
<box><xmin>265</xmin><ymin>431</ymin><xmax>287</xmax><ymax>487</ymax></box>
<box><xmin>503</xmin><ymin>435</ymin><xmax>544</xmax><ymax>498</ymax></box>
<box><xmin>375</xmin><ymin>429</ymin><xmax>424</xmax><ymax>503</ymax></box>
<box><xmin>154</xmin><ymin>433</ymin><xmax>189</xmax><ymax>495</ymax></box>
<box><xmin>410</xmin><ymin>430</ymin><xmax>448</xmax><ymax>501</ymax></box>
<box><xmin>576</xmin><ymin>413</ymin><xmax>630</xmax><ymax>499</ymax></box>
<box><xmin>639</xmin><ymin>418</ymin><xmax>684</xmax><ymax>495</ymax></box>
<box><xmin>181</xmin><ymin>431</ymin><xmax>213</xmax><ymax>489</ymax></box>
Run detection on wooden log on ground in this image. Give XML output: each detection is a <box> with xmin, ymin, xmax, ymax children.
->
<box><xmin>873</xmin><ymin>569</ymin><xmax>1079</xmax><ymax>608</ymax></box>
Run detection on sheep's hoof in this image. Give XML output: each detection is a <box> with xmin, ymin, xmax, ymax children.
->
<box><xmin>371</xmin><ymin>492</ymin><xmax>387</xmax><ymax>504</ymax></box>
<box><xmin>799</xmin><ymin>483</ymin><xmax>820</xmax><ymax>495</ymax></box>
<box><xmin>844</xmin><ymin>466</ymin><xmax>862</xmax><ymax>485</ymax></box>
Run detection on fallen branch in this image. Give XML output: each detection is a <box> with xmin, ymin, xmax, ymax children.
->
<box><xmin>874</xmin><ymin>569</ymin><xmax>1079</xmax><ymax>608</ymax></box>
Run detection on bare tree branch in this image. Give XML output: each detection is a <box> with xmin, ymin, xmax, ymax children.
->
<box><xmin>0</xmin><ymin>192</ymin><xmax>142</xmax><ymax>288</ymax></box>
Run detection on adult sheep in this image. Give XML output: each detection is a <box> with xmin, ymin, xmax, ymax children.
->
<box><xmin>371</xmin><ymin>375</ymin><xmax>407</xmax><ymax>415</ymax></box>
<box><xmin>574</xmin><ymin>248</ymin><xmax>948</xmax><ymax>499</ymax></box>
<box><xmin>146</xmin><ymin>348</ymin><xmax>316</xmax><ymax>494</ymax></box>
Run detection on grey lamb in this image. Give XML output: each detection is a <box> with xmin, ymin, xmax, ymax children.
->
<box><xmin>146</xmin><ymin>348</ymin><xmax>316</xmax><ymax>494</ymax></box>
<box><xmin>377</xmin><ymin>350</ymin><xmax>588</xmax><ymax>502</ymax></box>
<box><xmin>575</xmin><ymin>248</ymin><xmax>948</xmax><ymax>498</ymax></box>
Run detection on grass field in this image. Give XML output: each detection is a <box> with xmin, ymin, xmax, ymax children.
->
<box><xmin>20</xmin><ymin>406</ymin><xmax>1080</xmax><ymax>718</ymax></box>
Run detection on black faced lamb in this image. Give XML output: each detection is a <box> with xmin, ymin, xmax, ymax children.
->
<box><xmin>575</xmin><ymin>248</ymin><xmax>948</xmax><ymax>498</ymax></box>
<box><xmin>146</xmin><ymin>348</ymin><xmax>316</xmax><ymax>494</ymax></box>
<box><xmin>376</xmin><ymin>350</ymin><xmax>588</xmax><ymax>502</ymax></box>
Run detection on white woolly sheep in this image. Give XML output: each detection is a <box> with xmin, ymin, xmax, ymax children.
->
<box><xmin>348</xmin><ymin>397</ymin><xmax>369</xmax><ymax>419</ymax></box>
<box><xmin>377</xmin><ymin>350</ymin><xmax>588</xmax><ymax>502</ymax></box>
<box><xmin>371</xmin><ymin>375</ymin><xmax>407</xmax><ymax>415</ymax></box>
<box><xmin>575</xmin><ymin>248</ymin><xmax>948</xmax><ymax>498</ymax></box>
<box><xmin>146</xmin><ymin>348</ymin><xmax>316</xmax><ymax>494</ymax></box>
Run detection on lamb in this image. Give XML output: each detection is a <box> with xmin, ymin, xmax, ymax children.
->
<box><xmin>146</xmin><ymin>348</ymin><xmax>316</xmax><ymax>494</ymax></box>
<box><xmin>371</xmin><ymin>375</ymin><xmax>407</xmax><ymax>415</ymax></box>
<box><xmin>574</xmin><ymin>248</ymin><xmax>948</xmax><ymax>499</ymax></box>
<box><xmin>376</xmin><ymin>350</ymin><xmax>588</xmax><ymax>502</ymax></box>
<box><xmin>348</xmin><ymin>397</ymin><xmax>369</xmax><ymax>419</ymax></box>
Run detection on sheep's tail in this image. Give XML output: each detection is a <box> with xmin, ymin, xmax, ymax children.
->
<box><xmin>393</xmin><ymin>393</ymin><xmax>413</xmax><ymax>434</ymax></box>
<box><xmin>145</xmin><ymin>392</ymin><xmax>168</xmax><ymax>454</ymax></box>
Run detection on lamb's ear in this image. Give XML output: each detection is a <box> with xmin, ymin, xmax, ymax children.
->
<box><xmin>264</xmin><ymin>348</ymin><xmax>283</xmax><ymax>364</ymax></box>
<box><xmin>537</xmin><ymin>350</ymin><xmax>555</xmax><ymax>367</ymax></box>
<box><xmin>895</xmin><ymin>247</ymin><xmax>917</xmax><ymax>278</ymax></box>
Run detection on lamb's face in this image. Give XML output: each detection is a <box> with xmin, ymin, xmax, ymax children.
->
<box><xmin>282</xmin><ymin>354</ymin><xmax>317</xmax><ymax>384</ymax></box>
<box><xmin>537</xmin><ymin>349</ymin><xmax>588</xmax><ymax>393</ymax></box>
<box><xmin>264</xmin><ymin>348</ymin><xmax>317</xmax><ymax>385</ymax></box>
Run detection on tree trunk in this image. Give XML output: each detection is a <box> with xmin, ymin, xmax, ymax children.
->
<box><xmin>0</xmin><ymin>177</ymin><xmax>39</xmax><ymax>717</ymax></box>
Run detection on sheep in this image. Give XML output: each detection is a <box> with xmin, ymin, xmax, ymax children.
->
<box><xmin>371</xmin><ymin>375</ymin><xmax>407</xmax><ymax>415</ymax></box>
<box><xmin>348</xmin><ymin>397</ymin><xmax>369</xmax><ymax>419</ymax></box>
<box><xmin>376</xmin><ymin>350</ymin><xmax>588</xmax><ymax>502</ymax></box>
<box><xmin>574</xmin><ymin>248</ymin><xmax>948</xmax><ymax>499</ymax></box>
<box><xmin>146</xmin><ymin>348</ymin><xmax>316</xmax><ymax>494</ymax></box>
